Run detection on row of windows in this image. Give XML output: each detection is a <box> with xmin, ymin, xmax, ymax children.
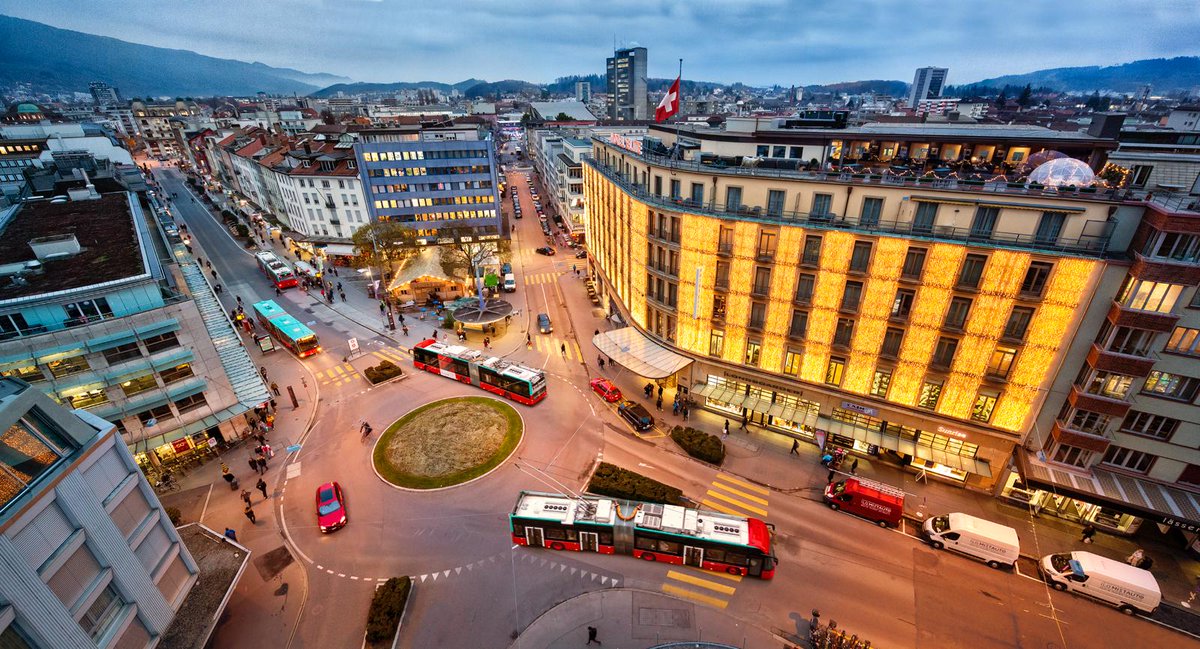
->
<box><xmin>366</xmin><ymin>165</ymin><xmax>491</xmax><ymax>178</ymax></box>
<box><xmin>372</xmin><ymin>195</ymin><xmax>493</xmax><ymax>209</ymax></box>
<box><xmin>62</xmin><ymin>363</ymin><xmax>196</xmax><ymax>410</ymax></box>
<box><xmin>382</xmin><ymin>210</ymin><xmax>498</xmax><ymax>223</ymax></box>
<box><xmin>0</xmin><ymin>332</ymin><xmax>181</xmax><ymax>384</ymax></box>
<box><xmin>361</xmin><ymin>149</ymin><xmax>488</xmax><ymax>162</ymax></box>
<box><xmin>372</xmin><ymin>180</ymin><xmax>493</xmax><ymax>194</ymax></box>
<box><xmin>1061</xmin><ymin>405</ymin><xmax>1183</xmax><ymax>441</ymax></box>
<box><xmin>133</xmin><ymin>392</ymin><xmax>209</xmax><ymax>425</ymax></box>
<box><xmin>1078</xmin><ymin>367</ymin><xmax>1200</xmax><ymax>403</ymax></box>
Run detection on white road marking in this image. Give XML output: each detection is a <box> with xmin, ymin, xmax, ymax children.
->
<box><xmin>198</xmin><ymin>483</ymin><xmax>213</xmax><ymax>524</ymax></box>
<box><xmin>286</xmin><ymin>462</ymin><xmax>302</xmax><ymax>480</ymax></box>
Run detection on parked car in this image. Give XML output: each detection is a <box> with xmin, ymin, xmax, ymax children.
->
<box><xmin>535</xmin><ymin>246</ymin><xmax>555</xmax><ymax>256</ymax></box>
<box><xmin>823</xmin><ymin>477</ymin><xmax>904</xmax><ymax>527</ymax></box>
<box><xmin>316</xmin><ymin>481</ymin><xmax>347</xmax><ymax>533</ymax></box>
<box><xmin>589</xmin><ymin>377</ymin><xmax>622</xmax><ymax>402</ymax></box>
<box><xmin>537</xmin><ymin>313</ymin><xmax>553</xmax><ymax>333</ymax></box>
<box><xmin>575</xmin><ymin>249</ymin><xmax>587</xmax><ymax>259</ymax></box>
<box><xmin>617</xmin><ymin>400</ymin><xmax>654</xmax><ymax>431</ymax></box>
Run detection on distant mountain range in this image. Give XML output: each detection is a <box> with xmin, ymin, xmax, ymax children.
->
<box><xmin>971</xmin><ymin>57</ymin><xmax>1200</xmax><ymax>94</ymax></box>
<box><xmin>2</xmin><ymin>14</ymin><xmax>1197</xmax><ymax>100</ymax></box>
<box><xmin>0</xmin><ymin>14</ymin><xmax>351</xmax><ymax>97</ymax></box>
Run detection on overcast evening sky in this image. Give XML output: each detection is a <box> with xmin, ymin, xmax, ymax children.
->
<box><xmin>1</xmin><ymin>0</ymin><xmax>1198</xmax><ymax>87</ymax></box>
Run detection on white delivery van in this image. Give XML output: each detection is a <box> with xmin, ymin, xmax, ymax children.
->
<box><xmin>1039</xmin><ymin>551</ymin><xmax>1161</xmax><ymax>615</ymax></box>
<box><xmin>924</xmin><ymin>513</ymin><xmax>1020</xmax><ymax>569</ymax></box>
<box><xmin>503</xmin><ymin>273</ymin><xmax>517</xmax><ymax>293</ymax></box>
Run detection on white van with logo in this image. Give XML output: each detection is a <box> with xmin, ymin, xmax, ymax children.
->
<box><xmin>924</xmin><ymin>512</ymin><xmax>1020</xmax><ymax>569</ymax></box>
<box><xmin>503</xmin><ymin>273</ymin><xmax>517</xmax><ymax>293</ymax></box>
<box><xmin>1039</xmin><ymin>551</ymin><xmax>1161</xmax><ymax>615</ymax></box>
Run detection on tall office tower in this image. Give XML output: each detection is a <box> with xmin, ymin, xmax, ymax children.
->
<box><xmin>88</xmin><ymin>81</ymin><xmax>121</xmax><ymax>107</ymax></box>
<box><xmin>575</xmin><ymin>81</ymin><xmax>592</xmax><ymax>103</ymax></box>
<box><xmin>606</xmin><ymin>47</ymin><xmax>648</xmax><ymax>120</ymax></box>
<box><xmin>908</xmin><ymin>67</ymin><xmax>949</xmax><ymax>108</ymax></box>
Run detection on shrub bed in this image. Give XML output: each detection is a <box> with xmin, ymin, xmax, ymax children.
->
<box><xmin>365</xmin><ymin>576</ymin><xmax>411</xmax><ymax>646</ymax></box>
<box><xmin>586</xmin><ymin>462</ymin><xmax>683</xmax><ymax>505</ymax></box>
<box><xmin>364</xmin><ymin>360</ymin><xmax>404</xmax><ymax>385</ymax></box>
<box><xmin>669</xmin><ymin>426</ymin><xmax>726</xmax><ymax>465</ymax></box>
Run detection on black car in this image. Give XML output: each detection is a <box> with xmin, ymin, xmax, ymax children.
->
<box><xmin>617</xmin><ymin>400</ymin><xmax>654</xmax><ymax>432</ymax></box>
<box><xmin>535</xmin><ymin>246</ymin><xmax>556</xmax><ymax>256</ymax></box>
<box><xmin>575</xmin><ymin>249</ymin><xmax>587</xmax><ymax>259</ymax></box>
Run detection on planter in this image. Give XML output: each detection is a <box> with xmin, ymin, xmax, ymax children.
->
<box><xmin>364</xmin><ymin>577</ymin><xmax>412</xmax><ymax>649</ymax></box>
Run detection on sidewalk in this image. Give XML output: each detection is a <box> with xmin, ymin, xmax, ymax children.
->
<box><xmin>509</xmin><ymin>588</ymin><xmax>785</xmax><ymax>649</ymax></box>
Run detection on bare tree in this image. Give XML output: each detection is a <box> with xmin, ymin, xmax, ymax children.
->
<box><xmin>351</xmin><ymin>221</ymin><xmax>418</xmax><ymax>278</ymax></box>
<box><xmin>437</xmin><ymin>226</ymin><xmax>510</xmax><ymax>284</ymax></box>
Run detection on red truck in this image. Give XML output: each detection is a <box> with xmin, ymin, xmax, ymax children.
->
<box><xmin>824</xmin><ymin>477</ymin><xmax>905</xmax><ymax>528</ymax></box>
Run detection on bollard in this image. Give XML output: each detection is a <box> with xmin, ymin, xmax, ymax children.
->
<box><xmin>287</xmin><ymin>385</ymin><xmax>299</xmax><ymax>409</ymax></box>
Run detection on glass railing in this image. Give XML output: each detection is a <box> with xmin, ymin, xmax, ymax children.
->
<box><xmin>587</xmin><ymin>159</ymin><xmax>1113</xmax><ymax>255</ymax></box>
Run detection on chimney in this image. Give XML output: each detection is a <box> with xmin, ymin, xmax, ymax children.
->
<box><xmin>303</xmin><ymin>141</ymin><xmax>312</xmax><ymax>155</ymax></box>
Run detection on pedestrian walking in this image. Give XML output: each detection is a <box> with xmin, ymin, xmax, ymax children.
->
<box><xmin>1126</xmin><ymin>549</ymin><xmax>1144</xmax><ymax>566</ymax></box>
<box><xmin>256</xmin><ymin>477</ymin><xmax>269</xmax><ymax>499</ymax></box>
<box><xmin>1080</xmin><ymin>523</ymin><xmax>1097</xmax><ymax>544</ymax></box>
<box><xmin>398</xmin><ymin>313</ymin><xmax>405</xmax><ymax>325</ymax></box>
<box><xmin>791</xmin><ymin>439</ymin><xmax>800</xmax><ymax>455</ymax></box>
<box><xmin>257</xmin><ymin>451</ymin><xmax>269</xmax><ymax>470</ymax></box>
<box><xmin>259</xmin><ymin>366</ymin><xmax>268</xmax><ymax>380</ymax></box>
<box><xmin>586</xmin><ymin>626</ymin><xmax>601</xmax><ymax>645</ymax></box>
<box><xmin>275</xmin><ymin>286</ymin><xmax>281</xmax><ymax>296</ymax></box>
<box><xmin>724</xmin><ymin>420</ymin><xmax>730</xmax><ymax>436</ymax></box>
<box><xmin>598</xmin><ymin>357</ymin><xmax>605</xmax><ymax>370</ymax></box>
<box><xmin>244</xmin><ymin>505</ymin><xmax>256</xmax><ymax>524</ymax></box>
<box><xmin>658</xmin><ymin>385</ymin><xmax>664</xmax><ymax>398</ymax></box>
<box><xmin>379</xmin><ymin>302</ymin><xmax>386</xmax><ymax>314</ymax></box>
<box><xmin>560</xmin><ymin>343</ymin><xmax>567</xmax><ymax>358</ymax></box>
<box><xmin>594</xmin><ymin>329</ymin><xmax>600</xmax><ymax>337</ymax></box>
<box><xmin>224</xmin><ymin>528</ymin><xmax>238</xmax><ymax>542</ymax></box>
<box><xmin>247</xmin><ymin>457</ymin><xmax>258</xmax><ymax>473</ymax></box>
<box><xmin>656</xmin><ymin>396</ymin><xmax>663</xmax><ymax>411</ymax></box>
<box><xmin>402</xmin><ymin>325</ymin><xmax>409</xmax><ymax>336</ymax></box>
<box><xmin>682</xmin><ymin>406</ymin><xmax>689</xmax><ymax>421</ymax></box>
<box><xmin>850</xmin><ymin>458</ymin><xmax>859</xmax><ymax>475</ymax></box>
<box><xmin>827</xmin><ymin>469</ymin><xmax>835</xmax><ymax>483</ymax></box>
<box><xmin>270</xmin><ymin>382</ymin><xmax>280</xmax><ymax>396</ymax></box>
<box><xmin>339</xmin><ymin>290</ymin><xmax>346</xmax><ymax>302</ymax></box>
<box><xmin>240</xmin><ymin>489</ymin><xmax>252</xmax><ymax>506</ymax></box>
<box><xmin>740</xmin><ymin>412</ymin><xmax>748</xmax><ymax>430</ymax></box>
<box><xmin>1137</xmin><ymin>556</ymin><xmax>1154</xmax><ymax>570</ymax></box>
<box><xmin>483</xmin><ymin>337</ymin><xmax>490</xmax><ymax>349</ymax></box>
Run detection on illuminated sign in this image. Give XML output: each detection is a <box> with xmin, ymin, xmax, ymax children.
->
<box><xmin>841</xmin><ymin>401</ymin><xmax>877</xmax><ymax>417</ymax></box>
<box><xmin>937</xmin><ymin>425</ymin><xmax>968</xmax><ymax>439</ymax></box>
<box><xmin>607</xmin><ymin>133</ymin><xmax>644</xmax><ymax>155</ymax></box>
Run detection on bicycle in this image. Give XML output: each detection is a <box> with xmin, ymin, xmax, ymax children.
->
<box><xmin>360</xmin><ymin>422</ymin><xmax>373</xmax><ymax>441</ymax></box>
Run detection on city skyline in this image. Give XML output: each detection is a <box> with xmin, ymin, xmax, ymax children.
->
<box><xmin>1</xmin><ymin>0</ymin><xmax>1198</xmax><ymax>87</ymax></box>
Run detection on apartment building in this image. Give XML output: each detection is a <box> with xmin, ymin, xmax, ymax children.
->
<box><xmin>129</xmin><ymin>100</ymin><xmax>203</xmax><ymax>159</ymax></box>
<box><xmin>0</xmin><ymin>177</ymin><xmax>269</xmax><ymax>471</ymax></box>
<box><xmin>0</xmin><ymin>378</ymin><xmax>197</xmax><ymax>648</ymax></box>
<box><xmin>606</xmin><ymin>47</ymin><xmax>648</xmax><ymax>121</ymax></box>
<box><xmin>355</xmin><ymin>120</ymin><xmax>503</xmax><ymax>244</ymax></box>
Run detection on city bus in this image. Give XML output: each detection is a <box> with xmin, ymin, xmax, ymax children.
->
<box><xmin>254</xmin><ymin>251</ymin><xmax>298</xmax><ymax>289</ymax></box>
<box><xmin>251</xmin><ymin>300</ymin><xmax>320</xmax><ymax>358</ymax></box>
<box><xmin>510</xmin><ymin>491</ymin><xmax>776</xmax><ymax>579</ymax></box>
<box><xmin>412</xmin><ymin>339</ymin><xmax>546</xmax><ymax>405</ymax></box>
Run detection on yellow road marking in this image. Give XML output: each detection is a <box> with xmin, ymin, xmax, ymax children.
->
<box><xmin>666</xmin><ymin>570</ymin><xmax>737</xmax><ymax>594</ymax></box>
<box><xmin>705</xmin><ymin>490</ymin><xmax>768</xmax><ymax>516</ymax></box>
<box><xmin>710</xmin><ymin>482</ymin><xmax>769</xmax><ymax>506</ymax></box>
<box><xmin>571</xmin><ymin>341</ymin><xmax>583</xmax><ymax>362</ymax></box>
<box><xmin>661</xmin><ymin>584</ymin><xmax>729</xmax><ymax>609</ymax></box>
<box><xmin>371</xmin><ymin>351</ymin><xmax>388</xmax><ymax>360</ymax></box>
<box><xmin>699</xmin><ymin>499</ymin><xmax>744</xmax><ymax>516</ymax></box>
<box><xmin>683</xmin><ymin>566</ymin><xmax>742</xmax><ymax>582</ymax></box>
<box><xmin>716</xmin><ymin>473</ymin><xmax>769</xmax><ymax>495</ymax></box>
<box><xmin>313</xmin><ymin>370</ymin><xmax>327</xmax><ymax>379</ymax></box>
<box><xmin>331</xmin><ymin>365</ymin><xmax>345</xmax><ymax>376</ymax></box>
<box><xmin>342</xmin><ymin>364</ymin><xmax>354</xmax><ymax>373</ymax></box>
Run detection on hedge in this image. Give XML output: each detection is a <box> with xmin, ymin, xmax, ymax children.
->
<box><xmin>586</xmin><ymin>462</ymin><xmax>683</xmax><ymax>506</ymax></box>
<box><xmin>670</xmin><ymin>426</ymin><xmax>726</xmax><ymax>465</ymax></box>
<box><xmin>365</xmin><ymin>577</ymin><xmax>411</xmax><ymax>644</ymax></box>
<box><xmin>364</xmin><ymin>360</ymin><xmax>404</xmax><ymax>385</ymax></box>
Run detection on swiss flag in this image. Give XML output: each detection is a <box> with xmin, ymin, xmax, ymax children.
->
<box><xmin>655</xmin><ymin>76</ymin><xmax>681</xmax><ymax>122</ymax></box>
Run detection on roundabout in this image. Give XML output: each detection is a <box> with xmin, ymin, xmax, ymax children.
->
<box><xmin>371</xmin><ymin>396</ymin><xmax>524</xmax><ymax>490</ymax></box>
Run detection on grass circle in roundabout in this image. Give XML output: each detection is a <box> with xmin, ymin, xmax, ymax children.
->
<box><xmin>372</xmin><ymin>396</ymin><xmax>523</xmax><ymax>489</ymax></box>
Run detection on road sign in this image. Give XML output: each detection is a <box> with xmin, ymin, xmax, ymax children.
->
<box><xmin>348</xmin><ymin>337</ymin><xmax>359</xmax><ymax>353</ymax></box>
<box><xmin>286</xmin><ymin>444</ymin><xmax>302</xmax><ymax>453</ymax></box>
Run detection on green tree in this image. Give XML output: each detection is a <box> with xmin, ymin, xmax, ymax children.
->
<box><xmin>437</xmin><ymin>225</ymin><xmax>511</xmax><ymax>284</ymax></box>
<box><xmin>1017</xmin><ymin>84</ymin><xmax>1033</xmax><ymax>108</ymax></box>
<box><xmin>994</xmin><ymin>90</ymin><xmax>1007</xmax><ymax>108</ymax></box>
<box><xmin>351</xmin><ymin>221</ymin><xmax>418</xmax><ymax>277</ymax></box>
<box><xmin>554</xmin><ymin>112</ymin><xmax>573</xmax><ymax>121</ymax></box>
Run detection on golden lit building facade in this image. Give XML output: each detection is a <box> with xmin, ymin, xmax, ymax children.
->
<box><xmin>584</xmin><ymin>135</ymin><xmax>1144</xmax><ymax>491</ymax></box>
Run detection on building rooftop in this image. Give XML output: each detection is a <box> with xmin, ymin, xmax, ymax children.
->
<box><xmin>0</xmin><ymin>193</ymin><xmax>146</xmax><ymax>300</ymax></box>
<box><xmin>158</xmin><ymin>524</ymin><xmax>251</xmax><ymax>649</ymax></box>
<box><xmin>663</xmin><ymin>119</ymin><xmax>1119</xmax><ymax>145</ymax></box>
<box><xmin>530</xmin><ymin>101</ymin><xmax>598</xmax><ymax>122</ymax></box>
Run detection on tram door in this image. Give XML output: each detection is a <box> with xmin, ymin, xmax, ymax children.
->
<box><xmin>526</xmin><ymin>527</ymin><xmax>544</xmax><ymax>548</ymax></box>
<box><xmin>683</xmin><ymin>546</ymin><xmax>704</xmax><ymax>568</ymax></box>
<box><xmin>579</xmin><ymin>532</ymin><xmax>599</xmax><ymax>552</ymax></box>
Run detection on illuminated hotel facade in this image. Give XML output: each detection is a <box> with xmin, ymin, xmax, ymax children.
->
<box><xmin>584</xmin><ymin>122</ymin><xmax>1152</xmax><ymax>494</ymax></box>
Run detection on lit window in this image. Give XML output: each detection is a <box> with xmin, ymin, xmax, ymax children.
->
<box><xmin>971</xmin><ymin>391</ymin><xmax>999</xmax><ymax>422</ymax></box>
<box><xmin>1165</xmin><ymin>327</ymin><xmax>1200</xmax><ymax>356</ymax></box>
<box><xmin>825</xmin><ymin>357</ymin><xmax>845</xmax><ymax>386</ymax></box>
<box><xmin>1142</xmin><ymin>371</ymin><xmax>1200</xmax><ymax>401</ymax></box>
<box><xmin>918</xmin><ymin>380</ymin><xmax>942</xmax><ymax>409</ymax></box>
<box><xmin>1120</xmin><ymin>279</ymin><xmax>1184</xmax><ymax>313</ymax></box>
<box><xmin>987</xmin><ymin>347</ymin><xmax>1017</xmax><ymax>379</ymax></box>
<box><xmin>783</xmin><ymin>350</ymin><xmax>802</xmax><ymax>376</ymax></box>
<box><xmin>870</xmin><ymin>369</ymin><xmax>892</xmax><ymax>398</ymax></box>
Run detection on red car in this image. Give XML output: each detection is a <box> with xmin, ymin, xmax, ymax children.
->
<box><xmin>316</xmin><ymin>481</ymin><xmax>347</xmax><ymax>533</ymax></box>
<box><xmin>589</xmin><ymin>377</ymin><xmax>622</xmax><ymax>402</ymax></box>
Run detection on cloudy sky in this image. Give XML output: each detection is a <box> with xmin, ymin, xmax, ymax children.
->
<box><xmin>2</xmin><ymin>0</ymin><xmax>1197</xmax><ymax>86</ymax></box>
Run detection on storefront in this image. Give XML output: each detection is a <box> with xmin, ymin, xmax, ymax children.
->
<box><xmin>1010</xmin><ymin>451</ymin><xmax>1200</xmax><ymax>547</ymax></box>
<box><xmin>132</xmin><ymin>429</ymin><xmax>220</xmax><ymax>473</ymax></box>
<box><xmin>690</xmin><ymin>373</ymin><xmax>820</xmax><ymax>441</ymax></box>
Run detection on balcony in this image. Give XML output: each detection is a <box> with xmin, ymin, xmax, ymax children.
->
<box><xmin>1051</xmin><ymin>419</ymin><xmax>1112</xmax><ymax>454</ymax></box>
<box><xmin>586</xmin><ymin>157</ymin><xmax>1113</xmax><ymax>256</ymax></box>
<box><xmin>1067</xmin><ymin>384</ymin><xmax>1132</xmax><ymax>418</ymax></box>
<box><xmin>1087</xmin><ymin>343</ymin><xmax>1157</xmax><ymax>377</ymax></box>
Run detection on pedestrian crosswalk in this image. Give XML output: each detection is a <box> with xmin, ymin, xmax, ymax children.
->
<box><xmin>529</xmin><ymin>335</ymin><xmax>584</xmax><ymax>363</ymax></box>
<box><xmin>700</xmin><ymin>473</ymin><xmax>771</xmax><ymax>519</ymax></box>
<box><xmin>523</xmin><ymin>272</ymin><xmax>562</xmax><ymax>286</ymax></box>
<box><xmin>657</xmin><ymin>473</ymin><xmax>769</xmax><ymax>609</ymax></box>
<box><xmin>314</xmin><ymin>363</ymin><xmax>357</xmax><ymax>387</ymax></box>
<box><xmin>370</xmin><ymin>347</ymin><xmax>409</xmax><ymax>365</ymax></box>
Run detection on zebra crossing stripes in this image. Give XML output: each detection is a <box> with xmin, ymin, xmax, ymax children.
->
<box><xmin>531</xmin><ymin>335</ymin><xmax>584</xmax><ymax>362</ymax></box>
<box><xmin>661</xmin><ymin>567</ymin><xmax>742</xmax><ymax>609</ymax></box>
<box><xmin>314</xmin><ymin>363</ymin><xmax>357</xmax><ymax>386</ymax></box>
<box><xmin>700</xmin><ymin>473</ymin><xmax>771</xmax><ymax>520</ymax></box>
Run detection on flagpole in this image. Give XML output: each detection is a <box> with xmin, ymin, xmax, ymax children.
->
<box><xmin>674</xmin><ymin>58</ymin><xmax>683</xmax><ymax>160</ymax></box>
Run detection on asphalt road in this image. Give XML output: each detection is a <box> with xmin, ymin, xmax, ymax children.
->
<box><xmin>161</xmin><ymin>166</ymin><xmax>1189</xmax><ymax>649</ymax></box>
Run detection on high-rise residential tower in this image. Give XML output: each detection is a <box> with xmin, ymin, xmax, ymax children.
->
<box><xmin>606</xmin><ymin>47</ymin><xmax>648</xmax><ymax>121</ymax></box>
<box><xmin>908</xmin><ymin>67</ymin><xmax>949</xmax><ymax>108</ymax></box>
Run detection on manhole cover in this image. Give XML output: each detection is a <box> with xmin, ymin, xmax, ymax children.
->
<box><xmin>252</xmin><ymin>545</ymin><xmax>294</xmax><ymax>581</ymax></box>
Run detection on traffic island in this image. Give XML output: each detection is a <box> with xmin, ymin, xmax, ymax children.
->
<box><xmin>365</xmin><ymin>577</ymin><xmax>412</xmax><ymax>649</ymax></box>
<box><xmin>372</xmin><ymin>397</ymin><xmax>523</xmax><ymax>489</ymax></box>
